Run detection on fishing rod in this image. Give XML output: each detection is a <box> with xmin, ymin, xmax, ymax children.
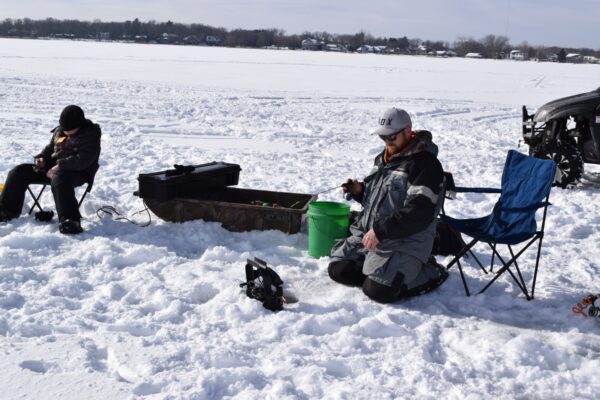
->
<box><xmin>288</xmin><ymin>184</ymin><xmax>347</xmax><ymax>209</ymax></box>
<box><xmin>9</xmin><ymin>141</ymin><xmax>32</xmax><ymax>157</ymax></box>
<box><xmin>314</xmin><ymin>185</ymin><xmax>343</xmax><ymax>195</ymax></box>
<box><xmin>316</xmin><ymin>180</ymin><xmax>358</xmax><ymax>200</ymax></box>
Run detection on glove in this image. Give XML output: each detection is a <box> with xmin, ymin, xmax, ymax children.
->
<box><xmin>342</xmin><ymin>179</ymin><xmax>363</xmax><ymax>200</ymax></box>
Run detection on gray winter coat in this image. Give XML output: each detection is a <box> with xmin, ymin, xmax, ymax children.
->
<box><xmin>331</xmin><ymin>130</ymin><xmax>444</xmax><ymax>280</ymax></box>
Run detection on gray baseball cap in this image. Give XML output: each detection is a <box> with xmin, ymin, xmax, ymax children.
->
<box><xmin>371</xmin><ymin>107</ymin><xmax>412</xmax><ymax>136</ymax></box>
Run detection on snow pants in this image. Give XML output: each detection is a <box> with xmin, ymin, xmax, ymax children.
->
<box><xmin>0</xmin><ymin>163</ymin><xmax>86</xmax><ymax>222</ymax></box>
<box><xmin>329</xmin><ymin>236</ymin><xmax>447</xmax><ymax>303</ymax></box>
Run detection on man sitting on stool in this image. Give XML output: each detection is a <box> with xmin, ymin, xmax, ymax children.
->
<box><xmin>0</xmin><ymin>105</ymin><xmax>101</xmax><ymax>234</ymax></box>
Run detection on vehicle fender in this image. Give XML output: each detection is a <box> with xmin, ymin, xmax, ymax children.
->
<box><xmin>591</xmin><ymin>104</ymin><xmax>600</xmax><ymax>157</ymax></box>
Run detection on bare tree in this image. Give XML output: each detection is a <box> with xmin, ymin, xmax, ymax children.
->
<box><xmin>1</xmin><ymin>18</ymin><xmax>598</xmax><ymax>57</ymax></box>
<box><xmin>481</xmin><ymin>34</ymin><xmax>510</xmax><ymax>58</ymax></box>
<box><xmin>454</xmin><ymin>36</ymin><xmax>486</xmax><ymax>57</ymax></box>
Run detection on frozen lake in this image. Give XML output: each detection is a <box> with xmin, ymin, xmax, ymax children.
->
<box><xmin>0</xmin><ymin>38</ymin><xmax>598</xmax><ymax>399</ymax></box>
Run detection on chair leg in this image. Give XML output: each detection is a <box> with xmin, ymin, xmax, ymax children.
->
<box><xmin>77</xmin><ymin>184</ymin><xmax>91</xmax><ymax>208</ymax></box>
<box><xmin>530</xmin><ymin>232</ymin><xmax>545</xmax><ymax>300</ymax></box>
<box><xmin>490</xmin><ymin>243</ymin><xmax>496</xmax><ymax>272</ymax></box>
<box><xmin>27</xmin><ymin>185</ymin><xmax>47</xmax><ymax>214</ymax></box>
<box><xmin>485</xmin><ymin>247</ymin><xmax>529</xmax><ymax>298</ymax></box>
<box><xmin>28</xmin><ymin>183</ymin><xmax>90</xmax><ymax>216</ymax></box>
<box><xmin>506</xmin><ymin>239</ymin><xmax>542</xmax><ymax>300</ymax></box>
<box><xmin>478</xmin><ymin>236</ymin><xmax>541</xmax><ymax>299</ymax></box>
<box><xmin>456</xmin><ymin>258</ymin><xmax>471</xmax><ymax>296</ymax></box>
<box><xmin>468</xmin><ymin>248</ymin><xmax>488</xmax><ymax>274</ymax></box>
<box><xmin>446</xmin><ymin>237</ymin><xmax>481</xmax><ymax>296</ymax></box>
<box><xmin>446</xmin><ymin>237</ymin><xmax>477</xmax><ymax>269</ymax></box>
<box><xmin>507</xmin><ymin>245</ymin><xmax>529</xmax><ymax>297</ymax></box>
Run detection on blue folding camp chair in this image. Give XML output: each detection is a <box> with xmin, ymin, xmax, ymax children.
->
<box><xmin>441</xmin><ymin>150</ymin><xmax>556</xmax><ymax>300</ymax></box>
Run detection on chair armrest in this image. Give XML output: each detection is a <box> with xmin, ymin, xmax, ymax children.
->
<box><xmin>498</xmin><ymin>202</ymin><xmax>551</xmax><ymax>212</ymax></box>
<box><xmin>454</xmin><ymin>187</ymin><xmax>502</xmax><ymax>194</ymax></box>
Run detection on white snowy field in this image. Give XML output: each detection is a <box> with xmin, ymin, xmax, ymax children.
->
<box><xmin>0</xmin><ymin>38</ymin><xmax>599</xmax><ymax>399</ymax></box>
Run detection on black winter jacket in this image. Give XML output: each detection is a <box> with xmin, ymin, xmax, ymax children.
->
<box><xmin>36</xmin><ymin>119</ymin><xmax>101</xmax><ymax>178</ymax></box>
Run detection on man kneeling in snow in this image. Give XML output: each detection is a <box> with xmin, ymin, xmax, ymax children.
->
<box><xmin>0</xmin><ymin>105</ymin><xmax>101</xmax><ymax>234</ymax></box>
<box><xmin>329</xmin><ymin>107</ymin><xmax>448</xmax><ymax>303</ymax></box>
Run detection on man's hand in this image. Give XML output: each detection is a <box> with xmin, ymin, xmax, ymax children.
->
<box><xmin>35</xmin><ymin>157</ymin><xmax>46</xmax><ymax>168</ymax></box>
<box><xmin>341</xmin><ymin>178</ymin><xmax>363</xmax><ymax>196</ymax></box>
<box><xmin>46</xmin><ymin>165</ymin><xmax>59</xmax><ymax>179</ymax></box>
<box><xmin>362</xmin><ymin>228</ymin><xmax>380</xmax><ymax>251</ymax></box>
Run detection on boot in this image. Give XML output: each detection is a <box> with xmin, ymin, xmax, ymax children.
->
<box><xmin>59</xmin><ymin>218</ymin><xmax>83</xmax><ymax>234</ymax></box>
<box><xmin>0</xmin><ymin>210</ymin><xmax>18</xmax><ymax>223</ymax></box>
<box><xmin>403</xmin><ymin>257</ymin><xmax>448</xmax><ymax>297</ymax></box>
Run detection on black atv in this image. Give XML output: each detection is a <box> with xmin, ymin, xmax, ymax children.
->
<box><xmin>522</xmin><ymin>87</ymin><xmax>600</xmax><ymax>188</ymax></box>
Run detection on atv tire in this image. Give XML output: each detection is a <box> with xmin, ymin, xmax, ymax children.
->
<box><xmin>531</xmin><ymin>143</ymin><xmax>583</xmax><ymax>188</ymax></box>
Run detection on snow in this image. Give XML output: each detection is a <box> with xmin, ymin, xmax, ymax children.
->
<box><xmin>0</xmin><ymin>38</ymin><xmax>599</xmax><ymax>399</ymax></box>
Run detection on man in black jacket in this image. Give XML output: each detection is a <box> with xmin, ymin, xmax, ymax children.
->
<box><xmin>0</xmin><ymin>105</ymin><xmax>101</xmax><ymax>234</ymax></box>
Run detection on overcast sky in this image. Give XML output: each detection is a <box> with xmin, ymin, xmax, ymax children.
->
<box><xmin>2</xmin><ymin>0</ymin><xmax>598</xmax><ymax>49</ymax></box>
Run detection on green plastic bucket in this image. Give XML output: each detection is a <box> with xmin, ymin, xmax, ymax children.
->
<box><xmin>307</xmin><ymin>201</ymin><xmax>350</xmax><ymax>258</ymax></box>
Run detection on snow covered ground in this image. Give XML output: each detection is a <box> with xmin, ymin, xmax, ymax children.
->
<box><xmin>0</xmin><ymin>38</ymin><xmax>599</xmax><ymax>399</ymax></box>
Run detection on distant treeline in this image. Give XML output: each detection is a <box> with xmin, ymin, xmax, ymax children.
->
<box><xmin>1</xmin><ymin>17</ymin><xmax>598</xmax><ymax>59</ymax></box>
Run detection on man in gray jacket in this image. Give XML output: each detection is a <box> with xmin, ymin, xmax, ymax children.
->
<box><xmin>329</xmin><ymin>107</ymin><xmax>447</xmax><ymax>303</ymax></box>
<box><xmin>0</xmin><ymin>105</ymin><xmax>101</xmax><ymax>234</ymax></box>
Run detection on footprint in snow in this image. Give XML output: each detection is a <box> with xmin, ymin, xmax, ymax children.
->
<box><xmin>81</xmin><ymin>339</ymin><xmax>108</xmax><ymax>373</ymax></box>
<box><xmin>19</xmin><ymin>360</ymin><xmax>55</xmax><ymax>374</ymax></box>
<box><xmin>132</xmin><ymin>381</ymin><xmax>166</xmax><ymax>396</ymax></box>
<box><xmin>106</xmin><ymin>324</ymin><xmax>157</xmax><ymax>337</ymax></box>
<box><xmin>0</xmin><ymin>292</ymin><xmax>25</xmax><ymax>310</ymax></box>
<box><xmin>188</xmin><ymin>283</ymin><xmax>219</xmax><ymax>304</ymax></box>
<box><xmin>569</xmin><ymin>224</ymin><xmax>594</xmax><ymax>239</ymax></box>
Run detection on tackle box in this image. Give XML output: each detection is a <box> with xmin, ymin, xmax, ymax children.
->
<box><xmin>137</xmin><ymin>162</ymin><xmax>241</xmax><ymax>201</ymax></box>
